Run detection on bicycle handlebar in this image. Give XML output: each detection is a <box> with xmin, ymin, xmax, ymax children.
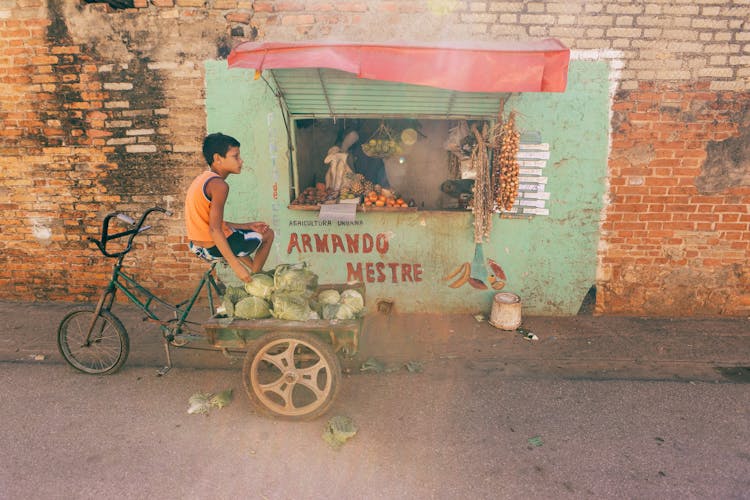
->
<box><xmin>88</xmin><ymin>206</ymin><xmax>172</xmax><ymax>258</ymax></box>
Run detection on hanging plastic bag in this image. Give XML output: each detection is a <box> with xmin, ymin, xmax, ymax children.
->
<box><xmin>443</xmin><ymin>120</ymin><xmax>470</xmax><ymax>153</ymax></box>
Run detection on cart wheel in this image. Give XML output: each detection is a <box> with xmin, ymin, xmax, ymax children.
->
<box><xmin>57</xmin><ymin>306</ymin><xmax>130</xmax><ymax>375</ymax></box>
<box><xmin>243</xmin><ymin>331</ymin><xmax>341</xmax><ymax>421</ymax></box>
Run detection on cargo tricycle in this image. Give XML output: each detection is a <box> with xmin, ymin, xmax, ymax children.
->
<box><xmin>57</xmin><ymin>207</ymin><xmax>364</xmax><ymax>420</ymax></box>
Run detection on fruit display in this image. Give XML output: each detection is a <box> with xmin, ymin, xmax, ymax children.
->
<box><xmin>291</xmin><ymin>179</ymin><xmax>415</xmax><ymax>209</ymax></box>
<box><xmin>362</xmin><ymin>184</ymin><xmax>414</xmax><ymax>209</ymax></box>
<box><xmin>339</xmin><ymin>172</ymin><xmax>372</xmax><ymax>201</ymax></box>
<box><xmin>493</xmin><ymin>112</ymin><xmax>520</xmax><ymax>212</ymax></box>
<box><xmin>290</xmin><ymin>185</ymin><xmax>338</xmax><ymax>206</ymax></box>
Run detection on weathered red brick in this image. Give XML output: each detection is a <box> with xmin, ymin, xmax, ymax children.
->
<box><xmin>87</xmin><ymin>129</ymin><xmax>112</xmax><ymax>138</ymax></box>
<box><xmin>225</xmin><ymin>11</ymin><xmax>253</xmax><ymax>23</ymax></box>
<box><xmin>337</xmin><ymin>2</ymin><xmax>367</xmax><ymax>12</ymax></box>
<box><xmin>281</xmin><ymin>14</ymin><xmax>315</xmax><ymax>25</ymax></box>
<box><xmin>254</xmin><ymin>1</ymin><xmax>273</xmax><ymax>12</ymax></box>
<box><xmin>275</xmin><ymin>1</ymin><xmax>304</xmax><ymax>11</ymax></box>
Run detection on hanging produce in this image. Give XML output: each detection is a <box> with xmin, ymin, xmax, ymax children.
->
<box><xmin>470</xmin><ymin>122</ymin><xmax>493</xmax><ymax>243</ymax></box>
<box><xmin>361</xmin><ymin>122</ymin><xmax>404</xmax><ymax>158</ymax></box>
<box><xmin>493</xmin><ymin>112</ymin><xmax>520</xmax><ymax>212</ymax></box>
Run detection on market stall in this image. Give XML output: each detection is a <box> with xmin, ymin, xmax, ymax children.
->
<box><xmin>213</xmin><ymin>40</ymin><xmax>610</xmax><ymax>316</ymax></box>
<box><xmin>227</xmin><ymin>40</ymin><xmax>569</xmax><ymax>218</ymax></box>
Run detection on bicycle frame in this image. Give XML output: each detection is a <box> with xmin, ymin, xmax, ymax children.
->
<box><xmin>83</xmin><ymin>206</ymin><xmax>224</xmax><ymax>374</ymax></box>
<box><xmin>90</xmin><ymin>260</ymin><xmax>221</xmax><ymax>336</ymax></box>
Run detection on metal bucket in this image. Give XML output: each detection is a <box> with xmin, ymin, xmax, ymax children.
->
<box><xmin>489</xmin><ymin>292</ymin><xmax>522</xmax><ymax>330</ymax></box>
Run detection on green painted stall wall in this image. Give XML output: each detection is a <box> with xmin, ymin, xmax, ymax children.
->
<box><xmin>206</xmin><ymin>60</ymin><xmax>609</xmax><ymax>315</ymax></box>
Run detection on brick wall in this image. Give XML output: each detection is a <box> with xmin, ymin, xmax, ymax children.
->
<box><xmin>1</xmin><ymin>0</ymin><xmax>748</xmax><ymax>315</ymax></box>
<box><xmin>600</xmin><ymin>82</ymin><xmax>749</xmax><ymax>315</ymax></box>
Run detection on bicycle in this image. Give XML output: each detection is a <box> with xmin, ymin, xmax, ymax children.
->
<box><xmin>56</xmin><ymin>206</ymin><xmax>223</xmax><ymax>376</ymax></box>
<box><xmin>57</xmin><ymin>207</ymin><xmax>364</xmax><ymax>420</ymax></box>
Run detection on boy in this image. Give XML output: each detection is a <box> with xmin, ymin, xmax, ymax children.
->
<box><xmin>185</xmin><ymin>132</ymin><xmax>274</xmax><ymax>283</ymax></box>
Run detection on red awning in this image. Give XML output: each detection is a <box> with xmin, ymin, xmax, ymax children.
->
<box><xmin>227</xmin><ymin>40</ymin><xmax>570</xmax><ymax>93</ymax></box>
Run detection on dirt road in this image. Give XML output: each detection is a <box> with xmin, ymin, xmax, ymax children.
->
<box><xmin>2</xmin><ymin>299</ymin><xmax>749</xmax><ymax>498</ymax></box>
<box><xmin>1</xmin><ymin>361</ymin><xmax>749</xmax><ymax>499</ymax></box>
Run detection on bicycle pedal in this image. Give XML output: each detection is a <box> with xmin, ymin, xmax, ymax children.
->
<box><xmin>170</xmin><ymin>332</ymin><xmax>204</xmax><ymax>347</ymax></box>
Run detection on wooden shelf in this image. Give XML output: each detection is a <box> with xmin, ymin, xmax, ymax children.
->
<box><xmin>288</xmin><ymin>204</ymin><xmax>417</xmax><ymax>212</ymax></box>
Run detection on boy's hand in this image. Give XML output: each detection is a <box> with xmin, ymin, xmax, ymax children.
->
<box><xmin>249</xmin><ymin>222</ymin><xmax>270</xmax><ymax>234</ymax></box>
<box><xmin>233</xmin><ymin>262</ymin><xmax>253</xmax><ymax>283</ymax></box>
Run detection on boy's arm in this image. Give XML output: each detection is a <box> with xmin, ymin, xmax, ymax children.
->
<box><xmin>225</xmin><ymin>221</ymin><xmax>270</xmax><ymax>233</ymax></box>
<box><xmin>206</xmin><ymin>179</ymin><xmax>253</xmax><ymax>283</ymax></box>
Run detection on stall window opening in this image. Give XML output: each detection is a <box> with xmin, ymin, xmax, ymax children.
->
<box><xmin>291</xmin><ymin>118</ymin><xmax>484</xmax><ymax>212</ymax></box>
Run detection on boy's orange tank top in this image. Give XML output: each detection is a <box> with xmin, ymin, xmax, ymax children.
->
<box><xmin>185</xmin><ymin>170</ymin><xmax>232</xmax><ymax>243</ymax></box>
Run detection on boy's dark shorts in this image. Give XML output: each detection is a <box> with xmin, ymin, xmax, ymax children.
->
<box><xmin>189</xmin><ymin>228</ymin><xmax>262</xmax><ymax>261</ymax></box>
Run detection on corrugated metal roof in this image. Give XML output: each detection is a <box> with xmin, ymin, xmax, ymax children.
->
<box><xmin>269</xmin><ymin>68</ymin><xmax>507</xmax><ymax>119</ymax></box>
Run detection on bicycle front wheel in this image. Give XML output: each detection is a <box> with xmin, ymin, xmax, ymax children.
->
<box><xmin>57</xmin><ymin>306</ymin><xmax>130</xmax><ymax>374</ymax></box>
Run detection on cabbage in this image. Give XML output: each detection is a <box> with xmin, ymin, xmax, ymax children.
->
<box><xmin>318</xmin><ymin>289</ymin><xmax>341</xmax><ymax>305</ymax></box>
<box><xmin>215</xmin><ymin>260</ymin><xmax>248</xmax><ymax>288</ymax></box>
<box><xmin>274</xmin><ymin>263</ymin><xmax>319</xmax><ymax>293</ymax></box>
<box><xmin>340</xmin><ymin>289</ymin><xmax>364</xmax><ymax>314</ymax></box>
<box><xmin>244</xmin><ymin>273</ymin><xmax>274</xmax><ymax>299</ymax></box>
<box><xmin>270</xmin><ymin>292</ymin><xmax>312</xmax><ymax>321</ymax></box>
<box><xmin>334</xmin><ymin>303</ymin><xmax>356</xmax><ymax>320</ymax></box>
<box><xmin>321</xmin><ymin>303</ymin><xmax>340</xmax><ymax>320</ymax></box>
<box><xmin>234</xmin><ymin>296</ymin><xmax>272</xmax><ymax>319</ymax></box>
<box><xmin>224</xmin><ymin>286</ymin><xmax>249</xmax><ymax>305</ymax></box>
<box><xmin>321</xmin><ymin>302</ymin><xmax>356</xmax><ymax>320</ymax></box>
<box><xmin>220</xmin><ymin>297</ymin><xmax>235</xmax><ymax>317</ymax></box>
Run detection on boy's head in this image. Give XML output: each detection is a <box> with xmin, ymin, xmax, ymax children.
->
<box><xmin>203</xmin><ymin>133</ymin><xmax>241</xmax><ymax>166</ymax></box>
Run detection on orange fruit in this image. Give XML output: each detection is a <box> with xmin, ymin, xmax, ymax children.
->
<box><xmin>375</xmin><ymin>199</ymin><xmax>385</xmax><ymax>207</ymax></box>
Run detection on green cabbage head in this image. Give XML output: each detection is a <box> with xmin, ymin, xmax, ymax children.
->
<box><xmin>340</xmin><ymin>289</ymin><xmax>364</xmax><ymax>315</ymax></box>
<box><xmin>234</xmin><ymin>296</ymin><xmax>272</xmax><ymax>319</ymax></box>
<box><xmin>271</xmin><ymin>292</ymin><xmax>312</xmax><ymax>321</ymax></box>
<box><xmin>317</xmin><ymin>289</ymin><xmax>341</xmax><ymax>305</ymax></box>
<box><xmin>244</xmin><ymin>274</ymin><xmax>274</xmax><ymax>299</ymax></box>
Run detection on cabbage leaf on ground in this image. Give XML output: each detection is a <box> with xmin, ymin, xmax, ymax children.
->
<box><xmin>322</xmin><ymin>415</ymin><xmax>358</xmax><ymax>450</ymax></box>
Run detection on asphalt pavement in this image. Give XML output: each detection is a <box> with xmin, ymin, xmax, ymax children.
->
<box><xmin>1</xmin><ymin>299</ymin><xmax>749</xmax><ymax>383</ymax></box>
